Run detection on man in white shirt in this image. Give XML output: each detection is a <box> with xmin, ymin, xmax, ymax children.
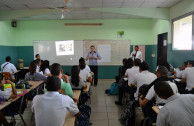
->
<box><xmin>130</xmin><ymin>45</ymin><xmax>142</xmax><ymax>61</ymax></box>
<box><xmin>154</xmin><ymin>81</ymin><xmax>194</xmax><ymax>126</ymax></box>
<box><xmin>32</xmin><ymin>76</ymin><xmax>80</xmax><ymax>126</ymax></box>
<box><xmin>1</xmin><ymin>56</ymin><xmax>17</xmax><ymax>79</ymax></box>
<box><xmin>181</xmin><ymin>60</ymin><xmax>194</xmax><ymax>93</ymax></box>
<box><xmin>131</xmin><ymin>61</ymin><xmax>157</xmax><ymax>100</ymax></box>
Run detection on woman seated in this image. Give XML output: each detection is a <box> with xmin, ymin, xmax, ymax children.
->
<box><xmin>25</xmin><ymin>61</ymin><xmax>47</xmax><ymax>82</ymax></box>
<box><xmin>39</xmin><ymin>60</ymin><xmax>51</xmax><ymax>77</ymax></box>
<box><xmin>69</xmin><ymin>65</ymin><xmax>87</xmax><ymax>90</ymax></box>
<box><xmin>79</xmin><ymin>57</ymin><xmax>92</xmax><ymax>83</ymax></box>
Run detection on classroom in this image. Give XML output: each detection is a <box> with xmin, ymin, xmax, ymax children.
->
<box><xmin>0</xmin><ymin>0</ymin><xmax>194</xmax><ymax>126</ymax></box>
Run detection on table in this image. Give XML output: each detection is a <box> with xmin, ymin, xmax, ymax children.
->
<box><xmin>152</xmin><ymin>106</ymin><xmax>159</xmax><ymax>114</ymax></box>
<box><xmin>73</xmin><ymin>90</ymin><xmax>81</xmax><ymax>104</ymax></box>
<box><xmin>64</xmin><ymin>113</ymin><xmax>76</xmax><ymax>126</ymax></box>
<box><xmin>0</xmin><ymin>81</ymin><xmax>44</xmax><ymax>126</ymax></box>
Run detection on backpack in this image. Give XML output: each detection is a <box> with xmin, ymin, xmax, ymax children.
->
<box><xmin>120</xmin><ymin>101</ymin><xmax>135</xmax><ymax>126</ymax></box>
<box><xmin>139</xmin><ymin>84</ymin><xmax>150</xmax><ymax>97</ymax></box>
<box><xmin>109</xmin><ymin>82</ymin><xmax>119</xmax><ymax>95</ymax></box>
<box><xmin>77</xmin><ymin>104</ymin><xmax>91</xmax><ymax>126</ymax></box>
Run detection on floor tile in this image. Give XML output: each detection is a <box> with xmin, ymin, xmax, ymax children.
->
<box><xmin>92</xmin><ymin>106</ymin><xmax>107</xmax><ymax>113</ymax></box>
<box><xmin>109</xmin><ymin>119</ymin><xmax>122</xmax><ymax>126</ymax></box>
<box><xmin>91</xmin><ymin>120</ymin><xmax>109</xmax><ymax>126</ymax></box>
<box><xmin>107</xmin><ymin>112</ymin><xmax>121</xmax><ymax>120</ymax></box>
<box><xmin>107</xmin><ymin>106</ymin><xmax>122</xmax><ymax>113</ymax></box>
<box><xmin>90</xmin><ymin>113</ymin><xmax>108</xmax><ymax>120</ymax></box>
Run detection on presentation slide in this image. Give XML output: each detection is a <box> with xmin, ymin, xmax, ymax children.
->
<box><xmin>55</xmin><ymin>40</ymin><xmax>74</xmax><ymax>56</ymax></box>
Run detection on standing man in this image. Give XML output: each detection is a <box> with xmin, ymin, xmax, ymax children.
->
<box><xmin>130</xmin><ymin>45</ymin><xmax>142</xmax><ymax>61</ymax></box>
<box><xmin>86</xmin><ymin>45</ymin><xmax>101</xmax><ymax>87</ymax></box>
<box><xmin>35</xmin><ymin>54</ymin><xmax>40</xmax><ymax>60</ymax></box>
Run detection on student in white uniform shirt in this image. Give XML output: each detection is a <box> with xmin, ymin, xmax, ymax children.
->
<box><xmin>79</xmin><ymin>57</ymin><xmax>92</xmax><ymax>83</ymax></box>
<box><xmin>130</xmin><ymin>45</ymin><xmax>142</xmax><ymax>61</ymax></box>
<box><xmin>181</xmin><ymin>60</ymin><xmax>194</xmax><ymax>93</ymax></box>
<box><xmin>39</xmin><ymin>60</ymin><xmax>51</xmax><ymax>77</ymax></box>
<box><xmin>1</xmin><ymin>56</ymin><xmax>17</xmax><ymax>79</ymax></box>
<box><xmin>154</xmin><ymin>81</ymin><xmax>194</xmax><ymax>126</ymax></box>
<box><xmin>131</xmin><ymin>61</ymin><xmax>157</xmax><ymax>100</ymax></box>
<box><xmin>139</xmin><ymin>66</ymin><xmax>178</xmax><ymax>121</ymax></box>
<box><xmin>174</xmin><ymin>61</ymin><xmax>187</xmax><ymax>78</ymax></box>
<box><xmin>32</xmin><ymin>76</ymin><xmax>80</xmax><ymax>126</ymax></box>
<box><xmin>34</xmin><ymin>59</ymin><xmax>41</xmax><ymax>73</ymax></box>
<box><xmin>124</xmin><ymin>59</ymin><xmax>141</xmax><ymax>85</ymax></box>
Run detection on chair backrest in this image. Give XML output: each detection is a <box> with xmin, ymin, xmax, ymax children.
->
<box><xmin>1</xmin><ymin>72</ymin><xmax>15</xmax><ymax>82</ymax></box>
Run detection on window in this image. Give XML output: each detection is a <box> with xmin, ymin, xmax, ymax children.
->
<box><xmin>172</xmin><ymin>13</ymin><xmax>194</xmax><ymax>50</ymax></box>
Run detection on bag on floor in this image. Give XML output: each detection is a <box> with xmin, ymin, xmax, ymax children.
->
<box><xmin>79</xmin><ymin>92</ymin><xmax>90</xmax><ymax>105</ymax></box>
<box><xmin>77</xmin><ymin>104</ymin><xmax>91</xmax><ymax>126</ymax></box>
<box><xmin>109</xmin><ymin>82</ymin><xmax>119</xmax><ymax>95</ymax></box>
<box><xmin>120</xmin><ymin>101</ymin><xmax>135</xmax><ymax>126</ymax></box>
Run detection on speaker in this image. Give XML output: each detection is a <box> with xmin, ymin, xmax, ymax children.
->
<box><xmin>11</xmin><ymin>20</ymin><xmax>17</xmax><ymax>27</ymax></box>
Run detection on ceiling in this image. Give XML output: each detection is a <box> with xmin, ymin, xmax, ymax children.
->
<box><xmin>0</xmin><ymin>0</ymin><xmax>183</xmax><ymax>20</ymax></box>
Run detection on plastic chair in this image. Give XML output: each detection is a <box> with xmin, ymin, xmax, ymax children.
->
<box><xmin>1</xmin><ymin>72</ymin><xmax>15</xmax><ymax>82</ymax></box>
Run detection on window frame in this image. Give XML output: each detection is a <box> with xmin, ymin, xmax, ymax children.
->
<box><xmin>171</xmin><ymin>11</ymin><xmax>194</xmax><ymax>51</ymax></box>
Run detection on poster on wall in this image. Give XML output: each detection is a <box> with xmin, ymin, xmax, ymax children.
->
<box><xmin>55</xmin><ymin>40</ymin><xmax>74</xmax><ymax>56</ymax></box>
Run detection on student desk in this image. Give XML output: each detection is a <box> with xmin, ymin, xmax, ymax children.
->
<box><xmin>0</xmin><ymin>81</ymin><xmax>44</xmax><ymax>126</ymax></box>
<box><xmin>152</xmin><ymin>106</ymin><xmax>159</xmax><ymax>114</ymax></box>
<box><xmin>64</xmin><ymin>113</ymin><xmax>76</xmax><ymax>126</ymax></box>
<box><xmin>64</xmin><ymin>90</ymin><xmax>81</xmax><ymax>126</ymax></box>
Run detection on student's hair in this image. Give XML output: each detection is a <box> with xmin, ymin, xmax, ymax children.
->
<box><xmin>35</xmin><ymin>54</ymin><xmax>40</xmax><ymax>58</ymax></box>
<box><xmin>90</xmin><ymin>45</ymin><xmax>95</xmax><ymax>48</ymax></box>
<box><xmin>0</xmin><ymin>73</ymin><xmax>4</xmax><ymax>82</ymax></box>
<box><xmin>6</xmin><ymin>56</ymin><xmax>11</xmax><ymax>62</ymax></box>
<box><xmin>46</xmin><ymin>76</ymin><xmax>61</xmax><ymax>91</ymax></box>
<box><xmin>29</xmin><ymin>61</ymin><xmax>36</xmax><ymax>75</ymax></box>
<box><xmin>79</xmin><ymin>57</ymin><xmax>86</xmax><ymax>70</ymax></box>
<box><xmin>50</xmin><ymin>63</ymin><xmax>62</xmax><ymax>76</ymax></box>
<box><xmin>140</xmin><ymin>61</ymin><xmax>149</xmax><ymax>71</ymax></box>
<box><xmin>134</xmin><ymin>59</ymin><xmax>141</xmax><ymax>66</ymax></box>
<box><xmin>122</xmin><ymin>58</ymin><xmax>128</xmax><ymax>65</ymax></box>
<box><xmin>126</xmin><ymin>58</ymin><xmax>133</xmax><ymax>69</ymax></box>
<box><xmin>135</xmin><ymin>45</ymin><xmax>139</xmax><ymax>48</ymax></box>
<box><xmin>34</xmin><ymin>59</ymin><xmax>41</xmax><ymax>65</ymax></box>
<box><xmin>183</xmin><ymin>61</ymin><xmax>188</xmax><ymax>66</ymax></box>
<box><xmin>71</xmin><ymin>65</ymin><xmax>80</xmax><ymax>87</ymax></box>
<box><xmin>158</xmin><ymin>59</ymin><xmax>170</xmax><ymax>71</ymax></box>
<box><xmin>115</xmin><ymin>76</ymin><xmax>120</xmax><ymax>83</ymax></box>
<box><xmin>188</xmin><ymin>60</ymin><xmax>194</xmax><ymax>66</ymax></box>
<box><xmin>157</xmin><ymin>66</ymin><xmax>168</xmax><ymax>77</ymax></box>
<box><xmin>40</xmin><ymin>60</ymin><xmax>50</xmax><ymax>73</ymax></box>
<box><xmin>154</xmin><ymin>81</ymin><xmax>174</xmax><ymax>98</ymax></box>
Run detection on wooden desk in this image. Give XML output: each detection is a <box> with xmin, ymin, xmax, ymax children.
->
<box><xmin>83</xmin><ymin>82</ymin><xmax>91</xmax><ymax>92</ymax></box>
<box><xmin>64</xmin><ymin>113</ymin><xmax>76</xmax><ymax>126</ymax></box>
<box><xmin>152</xmin><ymin>106</ymin><xmax>159</xmax><ymax>114</ymax></box>
<box><xmin>73</xmin><ymin>90</ymin><xmax>81</xmax><ymax>104</ymax></box>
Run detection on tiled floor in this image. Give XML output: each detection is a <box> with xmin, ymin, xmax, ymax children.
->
<box><xmin>5</xmin><ymin>79</ymin><xmax>144</xmax><ymax>126</ymax></box>
<box><xmin>90</xmin><ymin>79</ymin><xmax>123</xmax><ymax>126</ymax></box>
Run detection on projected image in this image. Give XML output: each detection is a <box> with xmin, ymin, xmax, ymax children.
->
<box><xmin>55</xmin><ymin>40</ymin><xmax>74</xmax><ymax>55</ymax></box>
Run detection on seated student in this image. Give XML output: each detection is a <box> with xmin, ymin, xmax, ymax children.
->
<box><xmin>24</xmin><ymin>61</ymin><xmax>47</xmax><ymax>82</ymax></box>
<box><xmin>32</xmin><ymin>76</ymin><xmax>80</xmax><ymax>126</ymax></box>
<box><xmin>40</xmin><ymin>60</ymin><xmax>51</xmax><ymax>77</ymax></box>
<box><xmin>154</xmin><ymin>81</ymin><xmax>194</xmax><ymax>126</ymax></box>
<box><xmin>181</xmin><ymin>60</ymin><xmax>194</xmax><ymax>94</ymax></box>
<box><xmin>34</xmin><ymin>59</ymin><xmax>41</xmax><ymax>73</ymax></box>
<box><xmin>1</xmin><ymin>56</ymin><xmax>17</xmax><ymax>79</ymax></box>
<box><xmin>0</xmin><ymin>73</ymin><xmax>17</xmax><ymax>99</ymax></box>
<box><xmin>131</xmin><ymin>61</ymin><xmax>157</xmax><ymax>100</ymax></box>
<box><xmin>105</xmin><ymin>76</ymin><xmax>120</xmax><ymax>95</ymax></box>
<box><xmin>69</xmin><ymin>66</ymin><xmax>87</xmax><ymax>90</ymax></box>
<box><xmin>50</xmin><ymin>63</ymin><xmax>73</xmax><ymax>98</ymax></box>
<box><xmin>35</xmin><ymin>54</ymin><xmax>40</xmax><ymax>60</ymax></box>
<box><xmin>117</xmin><ymin>58</ymin><xmax>128</xmax><ymax>79</ymax></box>
<box><xmin>125</xmin><ymin>59</ymin><xmax>141</xmax><ymax>85</ymax></box>
<box><xmin>79</xmin><ymin>57</ymin><xmax>92</xmax><ymax>83</ymax></box>
<box><xmin>174</xmin><ymin>61</ymin><xmax>188</xmax><ymax>78</ymax></box>
<box><xmin>139</xmin><ymin>66</ymin><xmax>178</xmax><ymax>121</ymax></box>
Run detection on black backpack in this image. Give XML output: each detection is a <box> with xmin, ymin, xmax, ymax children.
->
<box><xmin>77</xmin><ymin>104</ymin><xmax>91</xmax><ymax>126</ymax></box>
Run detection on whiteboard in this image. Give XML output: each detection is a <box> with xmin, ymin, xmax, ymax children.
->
<box><xmin>83</xmin><ymin>40</ymin><xmax>130</xmax><ymax>65</ymax></box>
<box><xmin>33</xmin><ymin>40</ymin><xmax>83</xmax><ymax>65</ymax></box>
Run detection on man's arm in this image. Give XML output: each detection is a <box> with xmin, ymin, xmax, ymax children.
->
<box><xmin>139</xmin><ymin>95</ymin><xmax>149</xmax><ymax>107</ymax></box>
<box><xmin>11</xmin><ymin>64</ymin><xmax>17</xmax><ymax>73</ymax></box>
<box><xmin>85</xmin><ymin>53</ymin><xmax>91</xmax><ymax>61</ymax></box>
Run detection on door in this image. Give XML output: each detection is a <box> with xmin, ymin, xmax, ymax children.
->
<box><xmin>157</xmin><ymin>32</ymin><xmax>168</xmax><ymax>65</ymax></box>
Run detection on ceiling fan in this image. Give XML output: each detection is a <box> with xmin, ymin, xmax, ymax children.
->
<box><xmin>44</xmin><ymin>0</ymin><xmax>89</xmax><ymax>19</ymax></box>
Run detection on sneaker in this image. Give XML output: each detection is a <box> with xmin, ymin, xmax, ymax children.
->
<box><xmin>115</xmin><ymin>101</ymin><xmax>122</xmax><ymax>106</ymax></box>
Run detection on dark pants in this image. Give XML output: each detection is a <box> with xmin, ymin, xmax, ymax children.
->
<box><xmin>118</xmin><ymin>85</ymin><xmax>136</xmax><ymax>103</ymax></box>
<box><xmin>89</xmin><ymin>66</ymin><xmax>98</xmax><ymax>85</ymax></box>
